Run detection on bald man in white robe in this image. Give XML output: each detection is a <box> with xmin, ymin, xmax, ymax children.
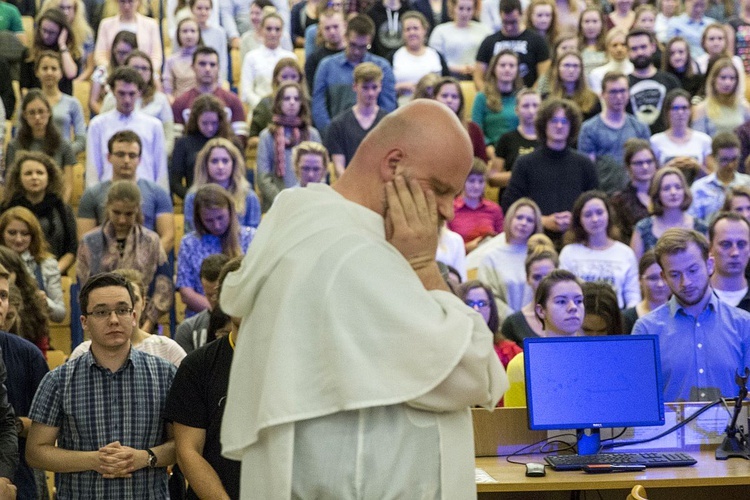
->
<box><xmin>220</xmin><ymin>100</ymin><xmax>508</xmax><ymax>499</ymax></box>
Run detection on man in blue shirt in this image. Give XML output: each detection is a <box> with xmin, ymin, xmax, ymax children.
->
<box><xmin>312</xmin><ymin>14</ymin><xmax>396</xmax><ymax>132</ymax></box>
<box><xmin>633</xmin><ymin>228</ymin><xmax>750</xmax><ymax>402</ymax></box>
<box><xmin>77</xmin><ymin>131</ymin><xmax>175</xmax><ymax>253</ymax></box>
<box><xmin>26</xmin><ymin>273</ymin><xmax>176</xmax><ymax>499</ymax></box>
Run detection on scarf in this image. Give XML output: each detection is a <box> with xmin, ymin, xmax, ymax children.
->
<box><xmin>10</xmin><ymin>194</ymin><xmax>74</xmax><ymax>257</ymax></box>
<box><xmin>271</xmin><ymin>114</ymin><xmax>306</xmax><ymax>178</ymax></box>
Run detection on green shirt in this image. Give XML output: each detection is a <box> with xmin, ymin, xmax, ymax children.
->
<box><xmin>0</xmin><ymin>2</ymin><xmax>23</xmax><ymax>33</ymax></box>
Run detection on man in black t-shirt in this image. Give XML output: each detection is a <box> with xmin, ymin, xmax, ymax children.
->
<box><xmin>625</xmin><ymin>29</ymin><xmax>680</xmax><ymax>134</ymax></box>
<box><xmin>474</xmin><ymin>0</ymin><xmax>550</xmax><ymax>89</ymax></box>
<box><xmin>165</xmin><ymin>258</ymin><xmax>243</xmax><ymax>500</ymax></box>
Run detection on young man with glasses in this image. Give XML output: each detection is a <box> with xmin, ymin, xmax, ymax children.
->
<box><xmin>312</xmin><ymin>14</ymin><xmax>396</xmax><ymax>132</ymax></box>
<box><xmin>77</xmin><ymin>130</ymin><xmax>175</xmax><ymax>253</ymax></box>
<box><xmin>578</xmin><ymin>71</ymin><xmax>651</xmax><ymax>195</ymax></box>
<box><xmin>27</xmin><ymin>272</ymin><xmax>176</xmax><ymax>500</ymax></box>
<box><xmin>690</xmin><ymin>133</ymin><xmax>750</xmax><ymax>221</ymax></box>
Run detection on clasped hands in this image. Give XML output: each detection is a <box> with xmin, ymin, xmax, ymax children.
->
<box><xmin>94</xmin><ymin>441</ymin><xmax>148</xmax><ymax>479</ymax></box>
<box><xmin>385</xmin><ymin>175</ymin><xmax>439</xmax><ymax>270</ymax></box>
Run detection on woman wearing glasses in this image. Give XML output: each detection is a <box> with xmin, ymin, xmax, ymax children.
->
<box><xmin>5</xmin><ymin>90</ymin><xmax>76</xmax><ymax>203</ymax></box>
<box><xmin>76</xmin><ymin>181</ymin><xmax>173</xmax><ymax>333</ymax></box>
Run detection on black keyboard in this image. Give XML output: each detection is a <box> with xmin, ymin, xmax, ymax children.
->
<box><xmin>545</xmin><ymin>452</ymin><xmax>697</xmax><ymax>471</ymax></box>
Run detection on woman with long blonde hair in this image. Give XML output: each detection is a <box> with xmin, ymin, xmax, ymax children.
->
<box><xmin>693</xmin><ymin>57</ymin><xmax>750</xmax><ymax>136</ymax></box>
<box><xmin>184</xmin><ymin>138</ymin><xmax>260</xmax><ymax>231</ymax></box>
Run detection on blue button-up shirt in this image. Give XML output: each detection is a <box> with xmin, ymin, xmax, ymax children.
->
<box><xmin>666</xmin><ymin>14</ymin><xmax>717</xmax><ymax>58</ymax></box>
<box><xmin>633</xmin><ymin>292</ymin><xmax>750</xmax><ymax>402</ymax></box>
<box><xmin>688</xmin><ymin>172</ymin><xmax>750</xmax><ymax>222</ymax></box>
<box><xmin>312</xmin><ymin>52</ymin><xmax>397</xmax><ymax>131</ymax></box>
<box><xmin>29</xmin><ymin>348</ymin><xmax>176</xmax><ymax>499</ymax></box>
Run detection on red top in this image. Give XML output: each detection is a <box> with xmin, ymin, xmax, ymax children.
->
<box><xmin>448</xmin><ymin>197</ymin><xmax>504</xmax><ymax>244</ymax></box>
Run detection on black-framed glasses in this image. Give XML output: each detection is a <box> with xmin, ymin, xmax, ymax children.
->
<box><xmin>85</xmin><ymin>307</ymin><xmax>133</xmax><ymax>319</ymax></box>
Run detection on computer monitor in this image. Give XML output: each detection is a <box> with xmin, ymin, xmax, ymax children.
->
<box><xmin>524</xmin><ymin>335</ymin><xmax>665</xmax><ymax>455</ymax></box>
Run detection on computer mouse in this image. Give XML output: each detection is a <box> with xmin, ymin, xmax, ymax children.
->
<box><xmin>525</xmin><ymin>462</ymin><xmax>546</xmax><ymax>477</ymax></box>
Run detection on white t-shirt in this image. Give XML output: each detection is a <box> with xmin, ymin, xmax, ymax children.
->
<box><xmin>559</xmin><ymin>241</ymin><xmax>642</xmax><ymax>309</ymax></box>
<box><xmin>428</xmin><ymin>21</ymin><xmax>491</xmax><ymax>68</ymax></box>
<box><xmin>650</xmin><ymin>130</ymin><xmax>712</xmax><ymax>167</ymax></box>
<box><xmin>714</xmin><ymin>287</ymin><xmax>748</xmax><ymax>307</ymax></box>
<box><xmin>437</xmin><ymin>226</ymin><xmax>467</xmax><ymax>281</ymax></box>
<box><xmin>393</xmin><ymin>47</ymin><xmax>443</xmax><ymax>105</ymax></box>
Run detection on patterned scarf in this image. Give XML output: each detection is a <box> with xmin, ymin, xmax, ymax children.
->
<box><xmin>271</xmin><ymin>114</ymin><xmax>307</xmax><ymax>178</ymax></box>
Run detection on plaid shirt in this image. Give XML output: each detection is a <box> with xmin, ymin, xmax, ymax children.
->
<box><xmin>29</xmin><ymin>348</ymin><xmax>176</xmax><ymax>499</ymax></box>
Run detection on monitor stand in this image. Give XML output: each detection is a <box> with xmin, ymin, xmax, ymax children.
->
<box><xmin>577</xmin><ymin>428</ymin><xmax>601</xmax><ymax>455</ymax></box>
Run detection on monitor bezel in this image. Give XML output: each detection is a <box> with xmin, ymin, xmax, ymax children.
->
<box><xmin>523</xmin><ymin>335</ymin><xmax>666</xmax><ymax>431</ymax></box>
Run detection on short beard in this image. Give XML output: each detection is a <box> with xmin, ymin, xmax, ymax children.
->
<box><xmin>631</xmin><ymin>55</ymin><xmax>652</xmax><ymax>70</ymax></box>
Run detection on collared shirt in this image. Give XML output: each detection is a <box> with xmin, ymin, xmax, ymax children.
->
<box><xmin>85</xmin><ymin>110</ymin><xmax>169</xmax><ymax>192</ymax></box>
<box><xmin>29</xmin><ymin>348</ymin><xmax>176</xmax><ymax>499</ymax></box>
<box><xmin>666</xmin><ymin>14</ymin><xmax>717</xmax><ymax>58</ymax></box>
<box><xmin>632</xmin><ymin>292</ymin><xmax>750</xmax><ymax>402</ymax></box>
<box><xmin>689</xmin><ymin>172</ymin><xmax>750</xmax><ymax>222</ymax></box>
<box><xmin>312</xmin><ymin>52</ymin><xmax>397</xmax><ymax>131</ymax></box>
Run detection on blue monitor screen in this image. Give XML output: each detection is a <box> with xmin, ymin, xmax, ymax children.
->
<box><xmin>524</xmin><ymin>335</ymin><xmax>665</xmax><ymax>430</ymax></box>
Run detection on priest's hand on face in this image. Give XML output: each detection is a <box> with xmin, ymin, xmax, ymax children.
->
<box><xmin>385</xmin><ymin>175</ymin><xmax>439</xmax><ymax>271</ymax></box>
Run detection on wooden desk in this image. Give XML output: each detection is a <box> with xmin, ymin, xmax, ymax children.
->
<box><xmin>473</xmin><ymin>408</ymin><xmax>750</xmax><ymax>499</ymax></box>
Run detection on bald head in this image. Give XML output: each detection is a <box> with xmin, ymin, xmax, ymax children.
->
<box><xmin>336</xmin><ymin>100</ymin><xmax>473</xmax><ymax>219</ymax></box>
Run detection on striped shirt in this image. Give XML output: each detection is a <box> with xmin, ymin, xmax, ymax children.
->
<box><xmin>29</xmin><ymin>348</ymin><xmax>176</xmax><ymax>499</ymax></box>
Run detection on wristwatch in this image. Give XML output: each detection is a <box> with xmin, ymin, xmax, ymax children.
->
<box><xmin>146</xmin><ymin>448</ymin><xmax>157</xmax><ymax>468</ymax></box>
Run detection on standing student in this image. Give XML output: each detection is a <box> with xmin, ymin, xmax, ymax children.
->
<box><xmin>559</xmin><ymin>190</ymin><xmax>641</xmax><ymax>309</ymax></box>
<box><xmin>631</xmin><ymin>166</ymin><xmax>708</xmax><ymax>258</ymax></box>
<box><xmin>708</xmin><ymin>212</ymin><xmax>750</xmax><ymax>311</ymax></box>
<box><xmin>622</xmin><ymin>250</ymin><xmax>670</xmax><ymax>333</ymax></box>
<box><xmin>163</xmin><ymin>17</ymin><xmax>203</xmax><ymax>102</ymax></box>
<box><xmin>257</xmin><ymin>82</ymin><xmax>322</xmax><ymax>211</ymax></box>
<box><xmin>325</xmin><ymin>62</ymin><xmax>388</xmax><ymax>177</ymax></box>
<box><xmin>491</xmin><ymin>89</ymin><xmax>540</xmax><ymax>192</ymax></box>
<box><xmin>27</xmin><ymin>273</ymin><xmax>177</xmax><ymax>499</ymax></box>
<box><xmin>611</xmin><ymin>139</ymin><xmax>658</xmax><ymax>243</ymax></box>
<box><xmin>433</xmin><ymin>77</ymin><xmax>488</xmax><ymax>161</ymax></box>
<box><xmin>190</xmin><ymin>0</ymin><xmax>229</xmax><ymax>84</ymax></box>
<box><xmin>547</xmin><ymin>50</ymin><xmax>601</xmax><ymax>120</ymax></box>
<box><xmin>650</xmin><ymin>88</ymin><xmax>712</xmax><ymax>168</ymax></box>
<box><xmin>471</xmin><ymin>50</ymin><xmax>521</xmax><ymax>152</ymax></box>
<box><xmin>661</xmin><ymin>36</ymin><xmax>703</xmax><ymax>96</ymax></box>
<box><xmin>94</xmin><ymin>0</ymin><xmax>162</xmax><ymax>70</ymax></box>
<box><xmin>693</xmin><ymin>57</ymin><xmax>750</xmax><ymax>136</ymax></box>
<box><xmin>428</xmin><ymin>0</ymin><xmax>491</xmax><ymax>80</ymax></box>
<box><xmin>578</xmin><ymin>6</ymin><xmax>607</xmax><ymax>76</ymax></box>
<box><xmin>21</xmin><ymin>8</ymin><xmax>79</xmax><ymax>94</ymax></box>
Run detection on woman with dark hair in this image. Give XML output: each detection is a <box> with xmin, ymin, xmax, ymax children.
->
<box><xmin>622</xmin><ymin>250</ymin><xmax>670</xmax><ymax>333</ymax></box>
<box><xmin>457</xmin><ymin>280</ymin><xmax>521</xmax><ymax>368</ymax></box>
<box><xmin>610</xmin><ymin>138</ymin><xmax>658</xmax><ymax>243</ymax></box>
<box><xmin>170</xmin><ymin>94</ymin><xmax>237</xmax><ymax>199</ymax></box>
<box><xmin>249</xmin><ymin>57</ymin><xmax>307</xmax><ymax>146</ymax></box>
<box><xmin>257</xmin><ymin>81</ymin><xmax>321</xmax><ymax>211</ymax></box>
<box><xmin>581</xmin><ymin>281</ymin><xmax>624</xmax><ymax>335</ymax></box>
<box><xmin>504</xmin><ymin>269</ymin><xmax>585</xmax><ymax>406</ymax></box>
<box><xmin>163</xmin><ymin>17</ymin><xmax>203</xmax><ymax>101</ymax></box>
<box><xmin>5</xmin><ymin>90</ymin><xmax>76</xmax><ymax>201</ymax></box>
<box><xmin>77</xmin><ymin>181</ymin><xmax>174</xmax><ymax>333</ymax></box>
<box><xmin>0</xmin><ymin>207</ymin><xmax>65</xmax><ymax>323</ymax></box>
<box><xmin>176</xmin><ymin>184</ymin><xmax>254</xmax><ymax>316</ymax></box>
<box><xmin>560</xmin><ymin>190</ymin><xmax>641</xmax><ymax>309</ymax></box>
<box><xmin>21</xmin><ymin>7</ymin><xmax>79</xmax><ymax>94</ymax></box>
<box><xmin>547</xmin><ymin>50</ymin><xmax>601</xmax><ymax>120</ymax></box>
<box><xmin>650</xmin><ymin>88</ymin><xmax>711</xmax><ymax>169</ymax></box>
<box><xmin>631</xmin><ymin>166</ymin><xmax>707</xmax><ymax>258</ymax></box>
<box><xmin>0</xmin><ymin>246</ymin><xmax>50</xmax><ymax>355</ymax></box>
<box><xmin>433</xmin><ymin>76</ymin><xmax>488</xmax><ymax>161</ymax></box>
<box><xmin>1</xmin><ymin>152</ymin><xmax>78</xmax><ymax>273</ymax></box>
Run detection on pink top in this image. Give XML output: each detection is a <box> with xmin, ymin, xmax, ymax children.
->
<box><xmin>448</xmin><ymin>197</ymin><xmax>504</xmax><ymax>244</ymax></box>
<box><xmin>95</xmin><ymin>13</ymin><xmax>163</xmax><ymax>70</ymax></box>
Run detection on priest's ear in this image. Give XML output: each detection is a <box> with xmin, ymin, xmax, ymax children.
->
<box><xmin>380</xmin><ymin>148</ymin><xmax>405</xmax><ymax>182</ymax></box>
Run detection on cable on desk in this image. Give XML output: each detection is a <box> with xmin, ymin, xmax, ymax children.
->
<box><xmin>603</xmin><ymin>398</ymin><xmax>727</xmax><ymax>449</ymax></box>
<box><xmin>502</xmin><ymin>433</ymin><xmax>577</xmax><ymax>465</ymax></box>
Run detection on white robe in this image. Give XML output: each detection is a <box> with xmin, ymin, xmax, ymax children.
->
<box><xmin>220</xmin><ymin>184</ymin><xmax>507</xmax><ymax>499</ymax></box>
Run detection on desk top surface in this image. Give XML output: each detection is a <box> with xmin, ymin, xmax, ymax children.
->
<box><xmin>476</xmin><ymin>451</ymin><xmax>750</xmax><ymax>492</ymax></box>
